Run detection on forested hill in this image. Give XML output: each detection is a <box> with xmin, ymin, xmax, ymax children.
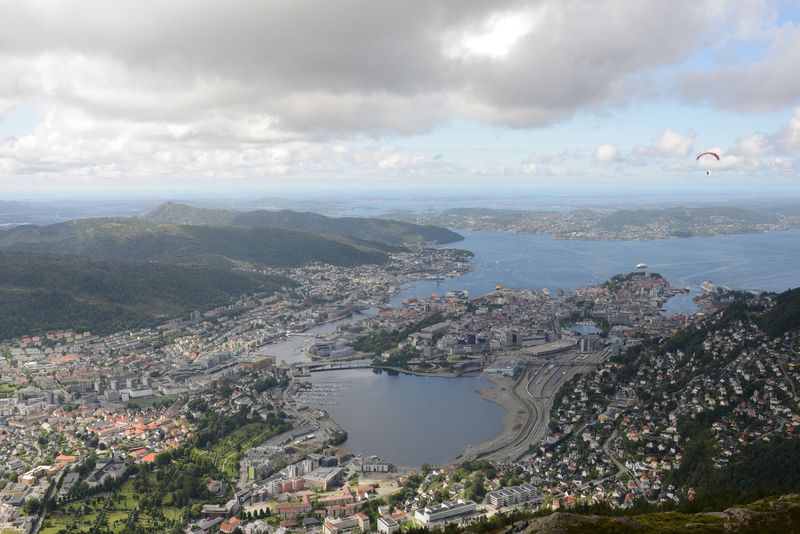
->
<box><xmin>497</xmin><ymin>493</ymin><xmax>800</xmax><ymax>533</ymax></box>
<box><xmin>0</xmin><ymin>251</ymin><xmax>294</xmax><ymax>339</ymax></box>
<box><xmin>759</xmin><ymin>286</ymin><xmax>800</xmax><ymax>337</ymax></box>
<box><xmin>605</xmin><ymin>286</ymin><xmax>800</xmax><ymax>511</ymax></box>
<box><xmin>0</xmin><ymin>218</ymin><xmax>392</xmax><ymax>268</ymax></box>
<box><xmin>142</xmin><ymin>202</ymin><xmax>463</xmax><ymax>245</ymax></box>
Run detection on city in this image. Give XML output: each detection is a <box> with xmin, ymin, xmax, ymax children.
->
<box><xmin>3</xmin><ymin>233</ymin><xmax>798</xmax><ymax>532</ymax></box>
<box><xmin>3</xmin><ymin>1</ymin><xmax>800</xmax><ymax>532</ymax></box>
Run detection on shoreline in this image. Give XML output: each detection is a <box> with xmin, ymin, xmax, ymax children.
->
<box><xmin>301</xmin><ymin>369</ymin><xmax>522</xmax><ymax>469</ymax></box>
<box><xmin>371</xmin><ymin>364</ymin><xmax>482</xmax><ymax>378</ymax></box>
<box><xmin>461</xmin><ymin>372</ymin><xmax>528</xmax><ymax>460</ymax></box>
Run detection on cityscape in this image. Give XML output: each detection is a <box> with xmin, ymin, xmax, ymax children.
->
<box><xmin>2</xmin><ymin>224</ymin><xmax>800</xmax><ymax>532</ymax></box>
<box><xmin>2</xmin><ymin>1</ymin><xmax>800</xmax><ymax>533</ymax></box>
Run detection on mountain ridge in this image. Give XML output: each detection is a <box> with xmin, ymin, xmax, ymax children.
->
<box><xmin>0</xmin><ymin>251</ymin><xmax>294</xmax><ymax>339</ymax></box>
<box><xmin>143</xmin><ymin>201</ymin><xmax>464</xmax><ymax>245</ymax></box>
<box><xmin>0</xmin><ymin>217</ymin><xmax>392</xmax><ymax>268</ymax></box>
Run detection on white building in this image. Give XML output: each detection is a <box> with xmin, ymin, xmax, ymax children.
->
<box><xmin>377</xmin><ymin>517</ymin><xmax>399</xmax><ymax>534</ymax></box>
<box><xmin>304</xmin><ymin>466</ymin><xmax>343</xmax><ymax>491</ymax></box>
<box><xmin>414</xmin><ymin>499</ymin><xmax>476</xmax><ymax>527</ymax></box>
<box><xmin>323</xmin><ymin>513</ymin><xmax>370</xmax><ymax>534</ymax></box>
<box><xmin>485</xmin><ymin>484</ymin><xmax>541</xmax><ymax>509</ymax></box>
<box><xmin>360</xmin><ymin>456</ymin><xmax>394</xmax><ymax>473</ymax></box>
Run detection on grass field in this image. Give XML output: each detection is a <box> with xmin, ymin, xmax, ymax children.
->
<box><xmin>195</xmin><ymin>421</ymin><xmax>282</xmax><ymax>478</ymax></box>
<box><xmin>0</xmin><ymin>383</ymin><xmax>16</xmax><ymax>398</ymax></box>
<box><xmin>40</xmin><ymin>480</ymin><xmax>184</xmax><ymax>533</ymax></box>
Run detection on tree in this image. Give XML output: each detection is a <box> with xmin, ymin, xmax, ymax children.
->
<box><xmin>22</xmin><ymin>496</ymin><xmax>42</xmax><ymax>516</ymax></box>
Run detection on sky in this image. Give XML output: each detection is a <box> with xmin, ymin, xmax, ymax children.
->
<box><xmin>0</xmin><ymin>0</ymin><xmax>799</xmax><ymax>197</ymax></box>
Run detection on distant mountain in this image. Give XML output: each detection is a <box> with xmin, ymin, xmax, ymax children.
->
<box><xmin>143</xmin><ymin>202</ymin><xmax>463</xmax><ymax>245</ymax></box>
<box><xmin>0</xmin><ymin>251</ymin><xmax>293</xmax><ymax>338</ymax></box>
<box><xmin>0</xmin><ymin>217</ymin><xmax>391</xmax><ymax>268</ymax></box>
<box><xmin>142</xmin><ymin>202</ymin><xmax>236</xmax><ymax>226</ymax></box>
<box><xmin>597</xmin><ymin>206</ymin><xmax>779</xmax><ymax>234</ymax></box>
<box><xmin>386</xmin><ymin>205</ymin><xmax>797</xmax><ymax>240</ymax></box>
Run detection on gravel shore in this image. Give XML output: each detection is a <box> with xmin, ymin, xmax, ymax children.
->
<box><xmin>462</xmin><ymin>372</ymin><xmax>528</xmax><ymax>460</ymax></box>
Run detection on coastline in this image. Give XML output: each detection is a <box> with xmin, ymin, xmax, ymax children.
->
<box><xmin>461</xmin><ymin>372</ymin><xmax>528</xmax><ymax>460</ymax></box>
<box><xmin>371</xmin><ymin>364</ymin><xmax>482</xmax><ymax>378</ymax></box>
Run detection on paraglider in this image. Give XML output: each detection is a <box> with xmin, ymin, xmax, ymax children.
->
<box><xmin>696</xmin><ymin>151</ymin><xmax>720</xmax><ymax>175</ymax></box>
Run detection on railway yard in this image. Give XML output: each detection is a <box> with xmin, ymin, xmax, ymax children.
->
<box><xmin>465</xmin><ymin>347</ymin><xmax>612</xmax><ymax>463</ymax></box>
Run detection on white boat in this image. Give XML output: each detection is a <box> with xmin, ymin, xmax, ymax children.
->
<box><xmin>636</xmin><ymin>263</ymin><xmax>648</xmax><ymax>269</ymax></box>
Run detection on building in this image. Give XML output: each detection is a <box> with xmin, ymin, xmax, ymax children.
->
<box><xmin>323</xmin><ymin>513</ymin><xmax>370</xmax><ymax>534</ymax></box>
<box><xmin>275</xmin><ymin>503</ymin><xmax>312</xmax><ymax>518</ymax></box>
<box><xmin>240</xmin><ymin>355</ymin><xmax>275</xmax><ymax>371</ymax></box>
<box><xmin>484</xmin><ymin>360</ymin><xmax>520</xmax><ymax>378</ymax></box>
<box><xmin>279</xmin><ymin>477</ymin><xmax>305</xmax><ymax>493</ymax></box>
<box><xmin>485</xmin><ymin>484</ymin><xmax>542</xmax><ymax>509</ymax></box>
<box><xmin>414</xmin><ymin>499</ymin><xmax>476</xmax><ymax>527</ymax></box>
<box><xmin>120</xmin><ymin>387</ymin><xmax>154</xmax><ymax>401</ymax></box>
<box><xmin>377</xmin><ymin>517</ymin><xmax>399</xmax><ymax>534</ymax></box>
<box><xmin>359</xmin><ymin>456</ymin><xmax>394</xmax><ymax>473</ymax></box>
<box><xmin>201</xmin><ymin>499</ymin><xmax>239</xmax><ymax>518</ymax></box>
<box><xmin>304</xmin><ymin>467</ymin><xmax>344</xmax><ymax>491</ymax></box>
<box><xmin>323</xmin><ymin>447</ymin><xmax>352</xmax><ymax>464</ymax></box>
<box><xmin>85</xmin><ymin>457</ymin><xmax>126</xmax><ymax>488</ymax></box>
<box><xmin>578</xmin><ymin>335</ymin><xmax>601</xmax><ymax>353</ymax></box>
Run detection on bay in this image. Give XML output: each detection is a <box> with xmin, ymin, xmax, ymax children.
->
<box><xmin>271</xmin><ymin>229</ymin><xmax>800</xmax><ymax>466</ymax></box>
<box><xmin>305</xmin><ymin>369</ymin><xmax>503</xmax><ymax>467</ymax></box>
<box><xmin>393</xmin><ymin>229</ymin><xmax>800</xmax><ymax>307</ymax></box>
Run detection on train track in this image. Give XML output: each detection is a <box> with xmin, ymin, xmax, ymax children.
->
<box><xmin>473</xmin><ymin>351</ymin><xmax>610</xmax><ymax>462</ymax></box>
<box><xmin>474</xmin><ymin>365</ymin><xmax>545</xmax><ymax>462</ymax></box>
<box><xmin>472</xmin><ymin>369</ymin><xmax>535</xmax><ymax>461</ymax></box>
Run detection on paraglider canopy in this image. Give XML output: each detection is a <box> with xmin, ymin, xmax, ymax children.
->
<box><xmin>696</xmin><ymin>151</ymin><xmax>720</xmax><ymax>161</ymax></box>
<box><xmin>696</xmin><ymin>151</ymin><xmax>720</xmax><ymax>175</ymax></box>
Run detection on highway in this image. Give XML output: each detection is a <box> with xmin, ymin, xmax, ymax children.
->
<box><xmin>475</xmin><ymin>347</ymin><xmax>611</xmax><ymax>463</ymax></box>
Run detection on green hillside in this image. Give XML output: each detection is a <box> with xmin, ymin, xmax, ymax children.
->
<box><xmin>0</xmin><ymin>251</ymin><xmax>294</xmax><ymax>338</ymax></box>
<box><xmin>759</xmin><ymin>286</ymin><xmax>800</xmax><ymax>337</ymax></box>
<box><xmin>487</xmin><ymin>493</ymin><xmax>800</xmax><ymax>533</ymax></box>
<box><xmin>0</xmin><ymin>218</ymin><xmax>390</xmax><ymax>268</ymax></box>
<box><xmin>143</xmin><ymin>202</ymin><xmax>464</xmax><ymax>245</ymax></box>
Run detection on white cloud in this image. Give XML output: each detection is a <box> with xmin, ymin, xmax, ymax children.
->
<box><xmin>695</xmin><ymin>147</ymin><xmax>760</xmax><ymax>173</ymax></box>
<box><xmin>653</xmin><ymin>129</ymin><xmax>694</xmax><ymax>157</ymax></box>
<box><xmin>0</xmin><ymin>0</ymin><xmax>794</xmax><ymax>185</ymax></box>
<box><xmin>681</xmin><ymin>23</ymin><xmax>800</xmax><ymax>112</ymax></box>
<box><xmin>444</xmin><ymin>9</ymin><xmax>539</xmax><ymax>59</ymax></box>
<box><xmin>780</xmin><ymin>106</ymin><xmax>800</xmax><ymax>154</ymax></box>
<box><xmin>734</xmin><ymin>133</ymin><xmax>772</xmax><ymax>157</ymax></box>
<box><xmin>595</xmin><ymin>144</ymin><xmax>620</xmax><ymax>164</ymax></box>
<box><xmin>0</xmin><ymin>0</ymin><xmax>713</xmax><ymax>134</ymax></box>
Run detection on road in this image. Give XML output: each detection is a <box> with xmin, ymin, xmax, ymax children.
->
<box><xmin>601</xmin><ymin>429</ymin><xmax>628</xmax><ymax>478</ymax></box>
<box><xmin>474</xmin><ymin>348</ymin><xmax>610</xmax><ymax>462</ymax></box>
<box><xmin>31</xmin><ymin>477</ymin><xmax>57</xmax><ymax>533</ymax></box>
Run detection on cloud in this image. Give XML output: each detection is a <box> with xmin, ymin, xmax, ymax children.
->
<box><xmin>680</xmin><ymin>24</ymin><xmax>800</xmax><ymax>112</ymax></box>
<box><xmin>694</xmin><ymin>147</ymin><xmax>761</xmax><ymax>173</ymax></box>
<box><xmin>635</xmin><ymin>128</ymin><xmax>694</xmax><ymax>157</ymax></box>
<box><xmin>0</xmin><ymin>0</ymin><xmax>712</xmax><ymax>134</ymax></box>
<box><xmin>653</xmin><ymin>129</ymin><xmax>694</xmax><ymax>157</ymax></box>
<box><xmin>595</xmin><ymin>144</ymin><xmax>620</xmax><ymax>164</ymax></box>
<box><xmin>734</xmin><ymin>133</ymin><xmax>772</xmax><ymax>157</ymax></box>
<box><xmin>0</xmin><ymin>0</ymin><xmax>794</xmax><ymax>184</ymax></box>
<box><xmin>778</xmin><ymin>106</ymin><xmax>800</xmax><ymax>154</ymax></box>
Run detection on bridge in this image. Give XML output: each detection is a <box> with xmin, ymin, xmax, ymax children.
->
<box><xmin>292</xmin><ymin>360</ymin><xmax>374</xmax><ymax>373</ymax></box>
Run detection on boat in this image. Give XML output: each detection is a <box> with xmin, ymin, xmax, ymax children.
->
<box><xmin>700</xmin><ymin>281</ymin><xmax>716</xmax><ymax>292</ymax></box>
<box><xmin>636</xmin><ymin>263</ymin><xmax>648</xmax><ymax>269</ymax></box>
